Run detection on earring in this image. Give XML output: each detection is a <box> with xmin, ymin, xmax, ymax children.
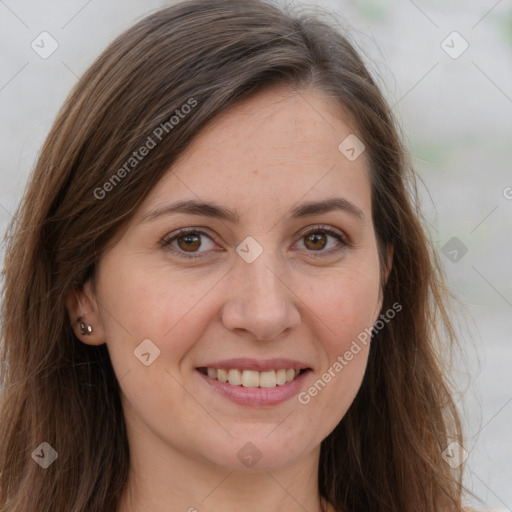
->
<box><xmin>77</xmin><ymin>316</ymin><xmax>93</xmax><ymax>336</ymax></box>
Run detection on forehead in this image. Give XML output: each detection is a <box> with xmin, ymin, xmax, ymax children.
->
<box><xmin>140</xmin><ymin>85</ymin><xmax>371</xmax><ymax>218</ymax></box>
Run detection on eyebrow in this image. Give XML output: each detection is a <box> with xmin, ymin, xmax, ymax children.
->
<box><xmin>140</xmin><ymin>197</ymin><xmax>365</xmax><ymax>224</ymax></box>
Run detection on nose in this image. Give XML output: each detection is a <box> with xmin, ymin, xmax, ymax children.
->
<box><xmin>220</xmin><ymin>251</ymin><xmax>301</xmax><ymax>341</ymax></box>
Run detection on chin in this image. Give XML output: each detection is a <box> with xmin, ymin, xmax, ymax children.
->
<box><xmin>200</xmin><ymin>427</ymin><xmax>317</xmax><ymax>472</ymax></box>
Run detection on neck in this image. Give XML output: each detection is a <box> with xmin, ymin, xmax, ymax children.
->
<box><xmin>117</xmin><ymin>436</ymin><xmax>327</xmax><ymax>512</ymax></box>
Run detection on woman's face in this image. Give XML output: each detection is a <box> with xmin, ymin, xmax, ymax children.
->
<box><xmin>78</xmin><ymin>85</ymin><xmax>385</xmax><ymax>472</ymax></box>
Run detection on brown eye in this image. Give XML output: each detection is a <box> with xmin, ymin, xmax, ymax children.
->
<box><xmin>304</xmin><ymin>232</ymin><xmax>327</xmax><ymax>251</ymax></box>
<box><xmin>161</xmin><ymin>228</ymin><xmax>217</xmax><ymax>259</ymax></box>
<box><xmin>297</xmin><ymin>226</ymin><xmax>349</xmax><ymax>256</ymax></box>
<box><xmin>177</xmin><ymin>233</ymin><xmax>201</xmax><ymax>252</ymax></box>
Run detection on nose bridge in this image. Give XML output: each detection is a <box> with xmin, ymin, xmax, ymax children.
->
<box><xmin>244</xmin><ymin>251</ymin><xmax>283</xmax><ymax>302</ymax></box>
<box><xmin>221</xmin><ymin>243</ymin><xmax>300</xmax><ymax>340</ymax></box>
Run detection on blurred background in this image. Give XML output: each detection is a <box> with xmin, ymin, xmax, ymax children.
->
<box><xmin>1</xmin><ymin>0</ymin><xmax>511</xmax><ymax>510</ymax></box>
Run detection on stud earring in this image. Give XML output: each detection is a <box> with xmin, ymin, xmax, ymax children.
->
<box><xmin>77</xmin><ymin>316</ymin><xmax>93</xmax><ymax>336</ymax></box>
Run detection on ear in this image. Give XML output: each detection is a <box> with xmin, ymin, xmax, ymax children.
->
<box><xmin>65</xmin><ymin>279</ymin><xmax>106</xmax><ymax>346</ymax></box>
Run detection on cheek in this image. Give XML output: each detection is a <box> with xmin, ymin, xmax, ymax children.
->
<box><xmin>95</xmin><ymin>253</ymin><xmax>222</xmax><ymax>366</ymax></box>
<box><xmin>298</xmin><ymin>264</ymin><xmax>380</xmax><ymax>414</ymax></box>
<box><xmin>309</xmin><ymin>262</ymin><xmax>382</xmax><ymax>348</ymax></box>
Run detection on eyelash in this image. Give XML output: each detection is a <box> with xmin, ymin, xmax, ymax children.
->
<box><xmin>160</xmin><ymin>225</ymin><xmax>351</xmax><ymax>260</ymax></box>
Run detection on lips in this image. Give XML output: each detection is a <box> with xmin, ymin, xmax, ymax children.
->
<box><xmin>196</xmin><ymin>366</ymin><xmax>312</xmax><ymax>407</ymax></box>
<box><xmin>195</xmin><ymin>358</ymin><xmax>312</xmax><ymax>406</ymax></box>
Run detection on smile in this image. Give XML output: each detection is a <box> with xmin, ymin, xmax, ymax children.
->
<box><xmin>196</xmin><ymin>366</ymin><xmax>312</xmax><ymax>407</ymax></box>
<box><xmin>197</xmin><ymin>367</ymin><xmax>307</xmax><ymax>388</ymax></box>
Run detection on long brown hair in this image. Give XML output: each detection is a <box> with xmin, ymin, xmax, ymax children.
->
<box><xmin>0</xmin><ymin>1</ymin><xmax>465</xmax><ymax>510</ymax></box>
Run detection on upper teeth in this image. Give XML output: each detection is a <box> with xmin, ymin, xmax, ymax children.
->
<box><xmin>205</xmin><ymin>368</ymin><xmax>301</xmax><ymax>388</ymax></box>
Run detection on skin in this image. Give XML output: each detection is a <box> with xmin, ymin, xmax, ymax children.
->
<box><xmin>66</xmin><ymin>84</ymin><xmax>391</xmax><ymax>512</ymax></box>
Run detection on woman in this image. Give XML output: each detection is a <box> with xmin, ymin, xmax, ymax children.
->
<box><xmin>0</xmin><ymin>0</ymin><xmax>471</xmax><ymax>510</ymax></box>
